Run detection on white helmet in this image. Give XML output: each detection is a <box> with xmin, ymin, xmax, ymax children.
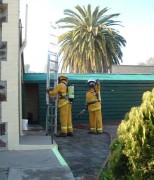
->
<box><xmin>87</xmin><ymin>79</ymin><xmax>96</xmax><ymax>83</ymax></box>
<box><xmin>87</xmin><ymin>79</ymin><xmax>96</xmax><ymax>88</ymax></box>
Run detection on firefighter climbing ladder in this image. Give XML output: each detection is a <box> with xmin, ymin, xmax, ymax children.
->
<box><xmin>46</xmin><ymin>26</ymin><xmax>59</xmax><ymax>141</ymax></box>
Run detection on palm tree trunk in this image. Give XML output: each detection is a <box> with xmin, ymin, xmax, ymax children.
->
<box><xmin>102</xmin><ymin>57</ymin><xmax>109</xmax><ymax>73</ymax></box>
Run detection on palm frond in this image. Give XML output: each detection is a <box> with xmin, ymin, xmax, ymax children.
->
<box><xmin>56</xmin><ymin>4</ymin><xmax>126</xmax><ymax>73</ymax></box>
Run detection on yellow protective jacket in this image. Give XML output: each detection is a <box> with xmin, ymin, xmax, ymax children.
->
<box><xmin>49</xmin><ymin>80</ymin><xmax>69</xmax><ymax>108</ymax></box>
<box><xmin>86</xmin><ymin>85</ymin><xmax>101</xmax><ymax>112</ymax></box>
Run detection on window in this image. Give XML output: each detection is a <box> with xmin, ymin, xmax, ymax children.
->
<box><xmin>0</xmin><ymin>81</ymin><xmax>6</xmax><ymax>101</ymax></box>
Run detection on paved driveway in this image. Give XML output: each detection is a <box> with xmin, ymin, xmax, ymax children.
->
<box><xmin>54</xmin><ymin>125</ymin><xmax>118</xmax><ymax>178</ymax></box>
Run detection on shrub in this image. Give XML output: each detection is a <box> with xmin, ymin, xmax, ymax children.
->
<box><xmin>107</xmin><ymin>88</ymin><xmax>154</xmax><ymax>179</ymax></box>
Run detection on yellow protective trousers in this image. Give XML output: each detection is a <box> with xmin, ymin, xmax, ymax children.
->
<box><xmin>59</xmin><ymin>102</ymin><xmax>73</xmax><ymax>134</ymax></box>
<box><xmin>89</xmin><ymin>109</ymin><xmax>103</xmax><ymax>133</ymax></box>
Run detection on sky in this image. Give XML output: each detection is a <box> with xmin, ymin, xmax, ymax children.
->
<box><xmin>20</xmin><ymin>0</ymin><xmax>154</xmax><ymax>72</ymax></box>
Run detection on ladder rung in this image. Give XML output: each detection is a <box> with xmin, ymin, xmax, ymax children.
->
<box><xmin>50</xmin><ymin>42</ymin><xmax>57</xmax><ymax>45</ymax></box>
<box><xmin>49</xmin><ymin>105</ymin><xmax>56</xmax><ymax>108</ymax></box>
<box><xmin>50</xmin><ymin>60</ymin><xmax>58</xmax><ymax>63</ymax></box>
<box><xmin>50</xmin><ymin>78</ymin><xmax>56</xmax><ymax>80</ymax></box>
<box><xmin>49</xmin><ymin>101</ymin><xmax>57</xmax><ymax>104</ymax></box>
<box><xmin>48</xmin><ymin>102</ymin><xmax>57</xmax><ymax>105</ymax></box>
<box><xmin>49</xmin><ymin>52</ymin><xmax>57</xmax><ymax>56</ymax></box>
<box><xmin>49</xmin><ymin>115</ymin><xmax>56</xmax><ymax>117</ymax></box>
<box><xmin>50</xmin><ymin>34</ymin><xmax>57</xmax><ymax>37</ymax></box>
<box><xmin>50</xmin><ymin>69</ymin><xmax>58</xmax><ymax>72</ymax></box>
<box><xmin>49</xmin><ymin>99</ymin><xmax>56</xmax><ymax>101</ymax></box>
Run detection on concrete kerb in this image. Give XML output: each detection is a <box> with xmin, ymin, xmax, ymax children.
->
<box><xmin>52</xmin><ymin>146</ymin><xmax>68</xmax><ymax>166</ymax></box>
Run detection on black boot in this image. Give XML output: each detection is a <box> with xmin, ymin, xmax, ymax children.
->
<box><xmin>87</xmin><ymin>131</ymin><xmax>97</xmax><ymax>134</ymax></box>
<box><xmin>67</xmin><ymin>132</ymin><xmax>73</xmax><ymax>137</ymax></box>
<box><xmin>56</xmin><ymin>133</ymin><xmax>67</xmax><ymax>137</ymax></box>
<box><xmin>97</xmin><ymin>131</ymin><xmax>103</xmax><ymax>135</ymax></box>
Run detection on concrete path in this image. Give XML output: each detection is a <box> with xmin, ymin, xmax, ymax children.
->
<box><xmin>0</xmin><ymin>148</ymin><xmax>75</xmax><ymax>180</ymax></box>
<box><xmin>0</xmin><ymin>125</ymin><xmax>118</xmax><ymax>180</ymax></box>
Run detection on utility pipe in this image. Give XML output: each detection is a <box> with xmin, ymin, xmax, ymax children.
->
<box><xmin>19</xmin><ymin>4</ymin><xmax>28</xmax><ymax>136</ymax></box>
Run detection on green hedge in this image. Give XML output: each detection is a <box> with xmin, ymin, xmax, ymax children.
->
<box><xmin>107</xmin><ymin>88</ymin><xmax>154</xmax><ymax>179</ymax></box>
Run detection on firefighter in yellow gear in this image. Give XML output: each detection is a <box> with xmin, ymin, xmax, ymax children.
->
<box><xmin>46</xmin><ymin>74</ymin><xmax>73</xmax><ymax>137</ymax></box>
<box><xmin>85</xmin><ymin>79</ymin><xmax>103</xmax><ymax>134</ymax></box>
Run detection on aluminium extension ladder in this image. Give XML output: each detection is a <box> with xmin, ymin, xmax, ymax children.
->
<box><xmin>45</xmin><ymin>29</ymin><xmax>59</xmax><ymax>142</ymax></box>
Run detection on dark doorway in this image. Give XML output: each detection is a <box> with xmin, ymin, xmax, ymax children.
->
<box><xmin>24</xmin><ymin>83</ymin><xmax>39</xmax><ymax>124</ymax></box>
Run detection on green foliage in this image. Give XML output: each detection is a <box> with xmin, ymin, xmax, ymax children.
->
<box><xmin>108</xmin><ymin>139</ymin><xmax>131</xmax><ymax>179</ymax></box>
<box><xmin>56</xmin><ymin>4</ymin><xmax>126</xmax><ymax>73</ymax></box>
<box><xmin>99</xmin><ymin>166</ymin><xmax>113</xmax><ymax>180</ymax></box>
<box><xmin>104</xmin><ymin>88</ymin><xmax>154</xmax><ymax>179</ymax></box>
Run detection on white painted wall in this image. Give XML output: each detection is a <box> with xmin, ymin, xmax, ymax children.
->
<box><xmin>1</xmin><ymin>0</ymin><xmax>20</xmax><ymax>150</ymax></box>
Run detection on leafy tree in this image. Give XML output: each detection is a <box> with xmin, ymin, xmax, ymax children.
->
<box><xmin>56</xmin><ymin>4</ymin><xmax>126</xmax><ymax>73</ymax></box>
<box><xmin>24</xmin><ymin>64</ymin><xmax>30</xmax><ymax>73</ymax></box>
<box><xmin>138</xmin><ymin>57</ymin><xmax>154</xmax><ymax>66</ymax></box>
<box><xmin>146</xmin><ymin>57</ymin><xmax>154</xmax><ymax>65</ymax></box>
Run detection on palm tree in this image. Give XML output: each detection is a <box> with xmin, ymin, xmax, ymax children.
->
<box><xmin>56</xmin><ymin>4</ymin><xmax>126</xmax><ymax>73</ymax></box>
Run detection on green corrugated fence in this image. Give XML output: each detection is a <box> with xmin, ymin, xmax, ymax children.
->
<box><xmin>23</xmin><ymin>73</ymin><xmax>154</xmax><ymax>128</ymax></box>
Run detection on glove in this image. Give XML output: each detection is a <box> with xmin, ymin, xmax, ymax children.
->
<box><xmin>46</xmin><ymin>88</ymin><xmax>54</xmax><ymax>93</ymax></box>
<box><xmin>46</xmin><ymin>89</ymin><xmax>50</xmax><ymax>93</ymax></box>
<box><xmin>96</xmin><ymin>79</ymin><xmax>100</xmax><ymax>85</ymax></box>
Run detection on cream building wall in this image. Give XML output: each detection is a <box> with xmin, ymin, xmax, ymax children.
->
<box><xmin>0</xmin><ymin>0</ymin><xmax>54</xmax><ymax>151</ymax></box>
<box><xmin>1</xmin><ymin>0</ymin><xmax>20</xmax><ymax>150</ymax></box>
